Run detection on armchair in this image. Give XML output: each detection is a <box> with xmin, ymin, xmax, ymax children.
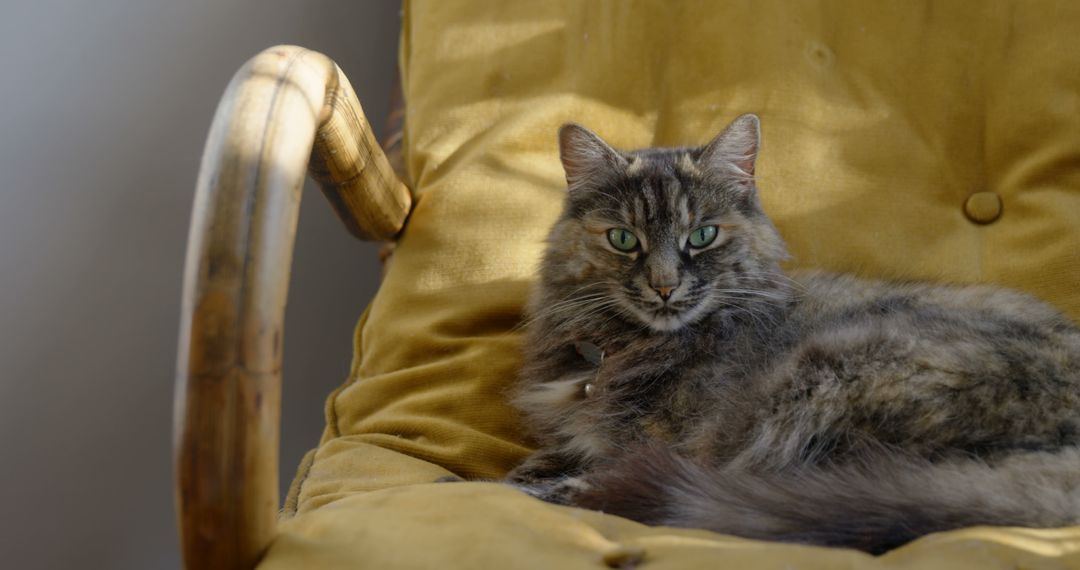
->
<box><xmin>175</xmin><ymin>2</ymin><xmax>1080</xmax><ymax>569</ymax></box>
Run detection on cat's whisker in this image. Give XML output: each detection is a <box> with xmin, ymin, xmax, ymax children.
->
<box><xmin>542</xmin><ymin>295</ymin><xmax>610</xmax><ymax>313</ymax></box>
<box><xmin>540</xmin><ymin>293</ymin><xmax>619</xmax><ymax>317</ymax></box>
<box><xmin>713</xmin><ymin>288</ymin><xmax>790</xmax><ymax>301</ymax></box>
<box><xmin>556</xmin><ymin>300</ymin><xmax>625</xmax><ymax>330</ymax></box>
<box><xmin>593</xmin><ymin>303</ymin><xmax>637</xmax><ymax>333</ymax></box>
<box><xmin>588</xmin><ymin>208</ymin><xmax>633</xmax><ymax>221</ymax></box>
<box><xmin>711</xmin><ymin>291</ymin><xmax>788</xmax><ymax>311</ymax></box>
<box><xmin>510</xmin><ymin>284</ymin><xmax>616</xmax><ymax>331</ymax></box>
<box><xmin>708</xmin><ymin>296</ymin><xmax>777</xmax><ymax>330</ymax></box>
<box><xmin>708</xmin><ymin>297</ymin><xmax>777</xmax><ymax>319</ymax></box>
<box><xmin>752</xmin><ymin>271</ymin><xmax>807</xmax><ymax>290</ymax></box>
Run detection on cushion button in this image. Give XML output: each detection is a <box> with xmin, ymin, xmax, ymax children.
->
<box><xmin>601</xmin><ymin>544</ymin><xmax>645</xmax><ymax>568</ymax></box>
<box><xmin>963</xmin><ymin>192</ymin><xmax>1002</xmax><ymax>224</ymax></box>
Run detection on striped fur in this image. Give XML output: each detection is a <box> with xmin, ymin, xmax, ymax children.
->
<box><xmin>508</xmin><ymin>115</ymin><xmax>1080</xmax><ymax>553</ymax></box>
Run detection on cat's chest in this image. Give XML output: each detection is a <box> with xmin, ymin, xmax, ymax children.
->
<box><xmin>574</xmin><ymin>340</ymin><xmax>729</xmax><ymax>434</ymax></box>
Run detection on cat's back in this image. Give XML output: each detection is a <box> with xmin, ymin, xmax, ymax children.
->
<box><xmin>789</xmin><ymin>269</ymin><xmax>1076</xmax><ymax>333</ymax></box>
<box><xmin>745</xmin><ymin>269</ymin><xmax>1080</xmax><ymax>463</ymax></box>
<box><xmin>780</xmin><ymin>269</ymin><xmax>1080</xmax><ymax>386</ymax></box>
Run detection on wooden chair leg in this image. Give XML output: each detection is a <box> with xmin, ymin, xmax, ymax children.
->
<box><xmin>174</xmin><ymin>45</ymin><xmax>410</xmax><ymax>570</ymax></box>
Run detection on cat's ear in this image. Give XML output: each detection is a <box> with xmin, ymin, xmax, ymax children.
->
<box><xmin>697</xmin><ymin>113</ymin><xmax>760</xmax><ymax>186</ymax></box>
<box><xmin>558</xmin><ymin>123</ymin><xmax>629</xmax><ymax>191</ymax></box>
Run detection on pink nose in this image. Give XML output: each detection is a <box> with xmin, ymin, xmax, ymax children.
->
<box><xmin>654</xmin><ymin>286</ymin><xmax>675</xmax><ymax>300</ymax></box>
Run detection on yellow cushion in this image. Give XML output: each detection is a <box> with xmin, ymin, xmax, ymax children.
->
<box><xmin>266</xmin><ymin>483</ymin><xmax>1080</xmax><ymax>569</ymax></box>
<box><xmin>271</xmin><ymin>0</ymin><xmax>1080</xmax><ymax>566</ymax></box>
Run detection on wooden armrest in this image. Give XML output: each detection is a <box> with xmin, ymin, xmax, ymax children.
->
<box><xmin>174</xmin><ymin>45</ymin><xmax>411</xmax><ymax>570</ymax></box>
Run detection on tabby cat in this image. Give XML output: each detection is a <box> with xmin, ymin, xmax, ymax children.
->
<box><xmin>507</xmin><ymin>114</ymin><xmax>1080</xmax><ymax>553</ymax></box>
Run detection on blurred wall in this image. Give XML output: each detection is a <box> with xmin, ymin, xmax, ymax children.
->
<box><xmin>0</xmin><ymin>1</ymin><xmax>398</xmax><ymax>568</ymax></box>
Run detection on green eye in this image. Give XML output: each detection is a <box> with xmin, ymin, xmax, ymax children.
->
<box><xmin>688</xmin><ymin>225</ymin><xmax>719</xmax><ymax>248</ymax></box>
<box><xmin>607</xmin><ymin>228</ymin><xmax>639</xmax><ymax>251</ymax></box>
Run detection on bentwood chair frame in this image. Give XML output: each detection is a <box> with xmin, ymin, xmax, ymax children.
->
<box><xmin>174</xmin><ymin>45</ymin><xmax>410</xmax><ymax>570</ymax></box>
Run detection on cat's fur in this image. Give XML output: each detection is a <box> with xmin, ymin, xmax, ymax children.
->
<box><xmin>507</xmin><ymin>114</ymin><xmax>1080</xmax><ymax>554</ymax></box>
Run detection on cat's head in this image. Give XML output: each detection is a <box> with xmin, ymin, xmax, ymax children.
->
<box><xmin>542</xmin><ymin>114</ymin><xmax>789</xmax><ymax>333</ymax></box>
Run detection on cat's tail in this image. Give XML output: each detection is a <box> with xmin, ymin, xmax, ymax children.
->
<box><xmin>575</xmin><ymin>445</ymin><xmax>1080</xmax><ymax>553</ymax></box>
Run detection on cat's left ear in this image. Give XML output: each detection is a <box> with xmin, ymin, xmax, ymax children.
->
<box><xmin>697</xmin><ymin>113</ymin><xmax>760</xmax><ymax>187</ymax></box>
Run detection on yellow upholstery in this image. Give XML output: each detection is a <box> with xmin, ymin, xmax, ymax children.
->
<box><xmin>267</xmin><ymin>1</ymin><xmax>1080</xmax><ymax>566</ymax></box>
<box><xmin>267</xmin><ymin>483</ymin><xmax>1080</xmax><ymax>569</ymax></box>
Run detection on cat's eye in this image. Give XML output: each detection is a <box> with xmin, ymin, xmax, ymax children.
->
<box><xmin>607</xmin><ymin>228</ymin><xmax>639</xmax><ymax>251</ymax></box>
<box><xmin>688</xmin><ymin>225</ymin><xmax>719</xmax><ymax>248</ymax></box>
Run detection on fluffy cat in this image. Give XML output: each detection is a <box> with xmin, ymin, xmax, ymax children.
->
<box><xmin>507</xmin><ymin>114</ymin><xmax>1080</xmax><ymax>554</ymax></box>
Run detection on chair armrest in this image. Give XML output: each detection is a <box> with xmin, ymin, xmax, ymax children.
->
<box><xmin>174</xmin><ymin>45</ymin><xmax>411</xmax><ymax>570</ymax></box>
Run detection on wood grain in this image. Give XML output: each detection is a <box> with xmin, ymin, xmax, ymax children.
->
<box><xmin>174</xmin><ymin>45</ymin><xmax>410</xmax><ymax>570</ymax></box>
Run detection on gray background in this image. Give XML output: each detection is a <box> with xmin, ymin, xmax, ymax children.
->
<box><xmin>0</xmin><ymin>1</ymin><xmax>398</xmax><ymax>568</ymax></box>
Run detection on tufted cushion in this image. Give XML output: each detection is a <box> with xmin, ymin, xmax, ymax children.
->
<box><xmin>266</xmin><ymin>483</ymin><xmax>1080</xmax><ymax>569</ymax></box>
<box><xmin>268</xmin><ymin>1</ymin><xmax>1080</xmax><ymax>567</ymax></box>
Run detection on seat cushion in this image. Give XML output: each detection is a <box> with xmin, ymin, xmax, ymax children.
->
<box><xmin>271</xmin><ymin>0</ymin><xmax>1080</xmax><ymax>566</ymax></box>
<box><xmin>266</xmin><ymin>483</ymin><xmax>1080</xmax><ymax>569</ymax></box>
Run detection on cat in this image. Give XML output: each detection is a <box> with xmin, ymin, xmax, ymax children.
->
<box><xmin>506</xmin><ymin>114</ymin><xmax>1080</xmax><ymax>554</ymax></box>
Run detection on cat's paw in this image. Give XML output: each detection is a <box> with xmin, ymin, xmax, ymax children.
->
<box><xmin>508</xmin><ymin>476</ymin><xmax>592</xmax><ymax>505</ymax></box>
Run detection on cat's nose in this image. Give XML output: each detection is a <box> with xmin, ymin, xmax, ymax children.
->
<box><xmin>653</xmin><ymin>284</ymin><xmax>677</xmax><ymax>301</ymax></box>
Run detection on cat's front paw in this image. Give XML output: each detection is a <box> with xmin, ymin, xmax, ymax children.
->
<box><xmin>508</xmin><ymin>475</ymin><xmax>593</xmax><ymax>506</ymax></box>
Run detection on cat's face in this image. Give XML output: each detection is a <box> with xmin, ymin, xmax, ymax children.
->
<box><xmin>546</xmin><ymin>115</ymin><xmax>788</xmax><ymax>332</ymax></box>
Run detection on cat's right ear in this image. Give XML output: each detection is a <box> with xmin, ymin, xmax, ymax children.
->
<box><xmin>558</xmin><ymin>124</ymin><xmax>628</xmax><ymax>191</ymax></box>
<box><xmin>697</xmin><ymin>113</ymin><xmax>760</xmax><ymax>188</ymax></box>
